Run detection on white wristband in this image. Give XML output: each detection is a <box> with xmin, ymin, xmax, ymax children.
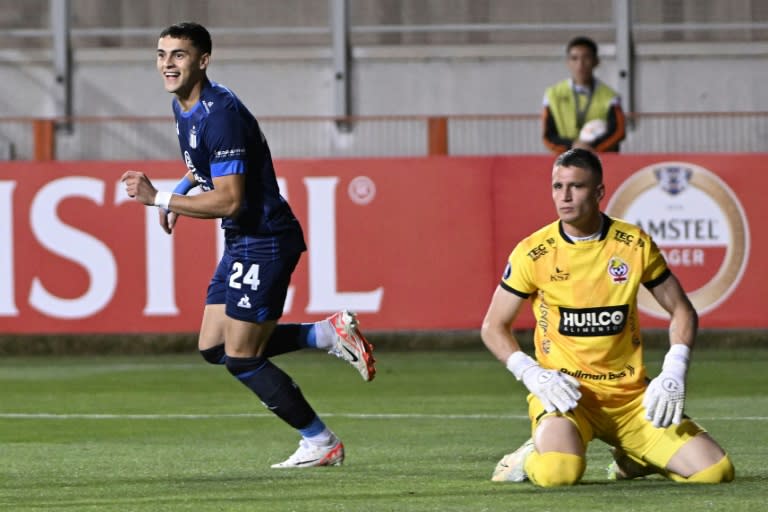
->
<box><xmin>667</xmin><ymin>344</ymin><xmax>690</xmax><ymax>360</ymax></box>
<box><xmin>663</xmin><ymin>344</ymin><xmax>690</xmax><ymax>375</ymax></box>
<box><xmin>153</xmin><ymin>191</ymin><xmax>173</xmax><ymax>210</ymax></box>
<box><xmin>506</xmin><ymin>351</ymin><xmax>538</xmax><ymax>381</ymax></box>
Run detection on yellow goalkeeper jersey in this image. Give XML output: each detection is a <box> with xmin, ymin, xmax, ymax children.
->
<box><xmin>501</xmin><ymin>214</ymin><xmax>670</xmax><ymax>406</ymax></box>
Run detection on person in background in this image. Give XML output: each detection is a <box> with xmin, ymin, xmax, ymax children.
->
<box><xmin>542</xmin><ymin>36</ymin><xmax>626</xmax><ymax>153</ymax></box>
<box><xmin>481</xmin><ymin>148</ymin><xmax>733</xmax><ymax>486</ymax></box>
<box><xmin>122</xmin><ymin>22</ymin><xmax>375</xmax><ymax>469</ymax></box>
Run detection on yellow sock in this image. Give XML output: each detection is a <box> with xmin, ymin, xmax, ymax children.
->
<box><xmin>525</xmin><ymin>451</ymin><xmax>586</xmax><ymax>487</ymax></box>
<box><xmin>668</xmin><ymin>455</ymin><xmax>735</xmax><ymax>484</ymax></box>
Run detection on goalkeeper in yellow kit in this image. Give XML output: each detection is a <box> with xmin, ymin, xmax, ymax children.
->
<box><xmin>481</xmin><ymin>148</ymin><xmax>734</xmax><ymax>486</ymax></box>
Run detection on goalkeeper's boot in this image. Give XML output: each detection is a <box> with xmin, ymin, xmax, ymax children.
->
<box><xmin>606</xmin><ymin>447</ymin><xmax>657</xmax><ymax>480</ymax></box>
<box><xmin>492</xmin><ymin>438</ymin><xmax>535</xmax><ymax>482</ymax></box>
<box><xmin>271</xmin><ymin>435</ymin><xmax>345</xmax><ymax>468</ymax></box>
<box><xmin>327</xmin><ymin>310</ymin><xmax>376</xmax><ymax>382</ymax></box>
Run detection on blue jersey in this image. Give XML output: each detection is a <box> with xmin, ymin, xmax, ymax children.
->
<box><xmin>172</xmin><ymin>80</ymin><xmax>305</xmax><ymax>253</ymax></box>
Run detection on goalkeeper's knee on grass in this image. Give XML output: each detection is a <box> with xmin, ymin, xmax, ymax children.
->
<box><xmin>526</xmin><ymin>451</ymin><xmax>586</xmax><ymax>487</ymax></box>
<box><xmin>668</xmin><ymin>454</ymin><xmax>735</xmax><ymax>484</ymax></box>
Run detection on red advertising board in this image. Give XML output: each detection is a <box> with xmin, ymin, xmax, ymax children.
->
<box><xmin>0</xmin><ymin>154</ymin><xmax>764</xmax><ymax>333</ymax></box>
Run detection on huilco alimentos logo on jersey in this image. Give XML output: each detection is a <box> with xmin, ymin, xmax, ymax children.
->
<box><xmin>558</xmin><ymin>305</ymin><xmax>628</xmax><ymax>336</ymax></box>
<box><xmin>606</xmin><ymin>162</ymin><xmax>750</xmax><ymax>317</ymax></box>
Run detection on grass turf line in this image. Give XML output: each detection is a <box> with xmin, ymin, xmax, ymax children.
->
<box><xmin>0</xmin><ymin>349</ymin><xmax>766</xmax><ymax>511</ymax></box>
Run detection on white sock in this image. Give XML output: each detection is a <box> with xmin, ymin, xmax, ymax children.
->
<box><xmin>304</xmin><ymin>428</ymin><xmax>334</xmax><ymax>446</ymax></box>
<box><xmin>313</xmin><ymin>319</ymin><xmax>335</xmax><ymax>350</ymax></box>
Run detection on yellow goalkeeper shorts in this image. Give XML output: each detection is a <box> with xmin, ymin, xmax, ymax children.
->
<box><xmin>526</xmin><ymin>390</ymin><xmax>705</xmax><ymax>468</ymax></box>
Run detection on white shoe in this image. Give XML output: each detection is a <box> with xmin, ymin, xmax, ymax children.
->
<box><xmin>271</xmin><ymin>436</ymin><xmax>345</xmax><ymax>468</ymax></box>
<box><xmin>607</xmin><ymin>447</ymin><xmax>656</xmax><ymax>480</ymax></box>
<box><xmin>491</xmin><ymin>438</ymin><xmax>535</xmax><ymax>482</ymax></box>
<box><xmin>326</xmin><ymin>310</ymin><xmax>376</xmax><ymax>382</ymax></box>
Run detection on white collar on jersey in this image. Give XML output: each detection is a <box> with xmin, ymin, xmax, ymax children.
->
<box><xmin>568</xmin><ymin>216</ymin><xmax>604</xmax><ymax>242</ymax></box>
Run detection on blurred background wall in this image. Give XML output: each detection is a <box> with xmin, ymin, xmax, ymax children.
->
<box><xmin>1</xmin><ymin>0</ymin><xmax>767</xmax><ymax>158</ymax></box>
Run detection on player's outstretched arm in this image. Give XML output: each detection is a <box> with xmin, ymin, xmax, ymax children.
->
<box><xmin>649</xmin><ymin>273</ymin><xmax>698</xmax><ymax>349</ymax></box>
<box><xmin>480</xmin><ymin>286</ymin><xmax>527</xmax><ymax>363</ymax></box>
<box><xmin>644</xmin><ymin>273</ymin><xmax>698</xmax><ymax>428</ymax></box>
<box><xmin>481</xmin><ymin>286</ymin><xmax>581</xmax><ymax>413</ymax></box>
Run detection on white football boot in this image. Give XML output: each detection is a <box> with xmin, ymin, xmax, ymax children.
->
<box><xmin>491</xmin><ymin>438</ymin><xmax>535</xmax><ymax>482</ymax></box>
<box><xmin>607</xmin><ymin>447</ymin><xmax>657</xmax><ymax>480</ymax></box>
<box><xmin>326</xmin><ymin>310</ymin><xmax>376</xmax><ymax>382</ymax></box>
<box><xmin>271</xmin><ymin>436</ymin><xmax>345</xmax><ymax>468</ymax></box>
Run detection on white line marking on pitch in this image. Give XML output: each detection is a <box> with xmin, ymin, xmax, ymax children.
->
<box><xmin>0</xmin><ymin>412</ymin><xmax>764</xmax><ymax>421</ymax></box>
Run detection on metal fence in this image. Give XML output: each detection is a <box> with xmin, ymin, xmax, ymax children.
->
<box><xmin>2</xmin><ymin>112</ymin><xmax>767</xmax><ymax>161</ymax></box>
<box><xmin>2</xmin><ymin>0</ymin><xmax>768</xmax><ymax>48</ymax></box>
<box><xmin>449</xmin><ymin>112</ymin><xmax>768</xmax><ymax>155</ymax></box>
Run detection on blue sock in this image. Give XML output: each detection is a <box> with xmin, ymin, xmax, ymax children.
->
<box><xmin>200</xmin><ymin>344</ymin><xmax>227</xmax><ymax>365</ymax></box>
<box><xmin>225</xmin><ymin>355</ymin><xmax>318</xmax><ymax>429</ymax></box>
<box><xmin>262</xmin><ymin>323</ymin><xmax>316</xmax><ymax>357</ymax></box>
<box><xmin>299</xmin><ymin>416</ymin><xmax>327</xmax><ymax>438</ymax></box>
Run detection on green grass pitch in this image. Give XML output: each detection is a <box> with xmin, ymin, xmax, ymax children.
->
<box><xmin>1</xmin><ymin>347</ymin><xmax>766</xmax><ymax>511</ymax></box>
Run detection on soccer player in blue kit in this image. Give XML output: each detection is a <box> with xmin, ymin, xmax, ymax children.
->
<box><xmin>122</xmin><ymin>22</ymin><xmax>375</xmax><ymax>468</ymax></box>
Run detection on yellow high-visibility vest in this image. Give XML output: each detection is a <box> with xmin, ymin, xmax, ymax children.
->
<box><xmin>545</xmin><ymin>79</ymin><xmax>619</xmax><ymax>140</ymax></box>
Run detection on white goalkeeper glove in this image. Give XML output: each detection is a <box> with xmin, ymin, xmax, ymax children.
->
<box><xmin>507</xmin><ymin>351</ymin><xmax>581</xmax><ymax>413</ymax></box>
<box><xmin>643</xmin><ymin>344</ymin><xmax>690</xmax><ymax>428</ymax></box>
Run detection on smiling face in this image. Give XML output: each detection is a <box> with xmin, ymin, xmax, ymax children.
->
<box><xmin>551</xmin><ymin>164</ymin><xmax>605</xmax><ymax>237</ymax></box>
<box><xmin>156</xmin><ymin>36</ymin><xmax>209</xmax><ymax>110</ymax></box>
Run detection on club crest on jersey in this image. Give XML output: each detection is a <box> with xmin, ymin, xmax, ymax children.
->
<box><xmin>607</xmin><ymin>257</ymin><xmax>629</xmax><ymax>284</ymax></box>
<box><xmin>189</xmin><ymin>125</ymin><xmax>198</xmax><ymax>148</ymax></box>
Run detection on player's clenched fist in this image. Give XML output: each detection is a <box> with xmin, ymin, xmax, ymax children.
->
<box><xmin>121</xmin><ymin>170</ymin><xmax>158</xmax><ymax>205</ymax></box>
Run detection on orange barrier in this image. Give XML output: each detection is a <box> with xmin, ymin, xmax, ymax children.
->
<box><xmin>0</xmin><ymin>154</ymin><xmax>763</xmax><ymax>333</ymax></box>
<box><xmin>11</xmin><ymin>115</ymin><xmax>454</xmax><ymax>160</ymax></box>
<box><xmin>4</xmin><ymin>112</ymin><xmax>768</xmax><ymax>160</ymax></box>
<box><xmin>427</xmin><ymin>117</ymin><xmax>448</xmax><ymax>155</ymax></box>
<box><xmin>32</xmin><ymin>119</ymin><xmax>55</xmax><ymax>161</ymax></box>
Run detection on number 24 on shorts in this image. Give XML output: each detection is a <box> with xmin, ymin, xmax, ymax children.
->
<box><xmin>229</xmin><ymin>262</ymin><xmax>260</xmax><ymax>291</ymax></box>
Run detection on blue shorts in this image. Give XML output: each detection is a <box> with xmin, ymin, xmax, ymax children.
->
<box><xmin>206</xmin><ymin>232</ymin><xmax>303</xmax><ymax>323</ymax></box>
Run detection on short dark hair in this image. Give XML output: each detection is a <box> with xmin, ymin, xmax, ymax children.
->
<box><xmin>554</xmin><ymin>148</ymin><xmax>603</xmax><ymax>183</ymax></box>
<box><xmin>566</xmin><ymin>36</ymin><xmax>598</xmax><ymax>58</ymax></box>
<box><xmin>159</xmin><ymin>22</ymin><xmax>212</xmax><ymax>55</ymax></box>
